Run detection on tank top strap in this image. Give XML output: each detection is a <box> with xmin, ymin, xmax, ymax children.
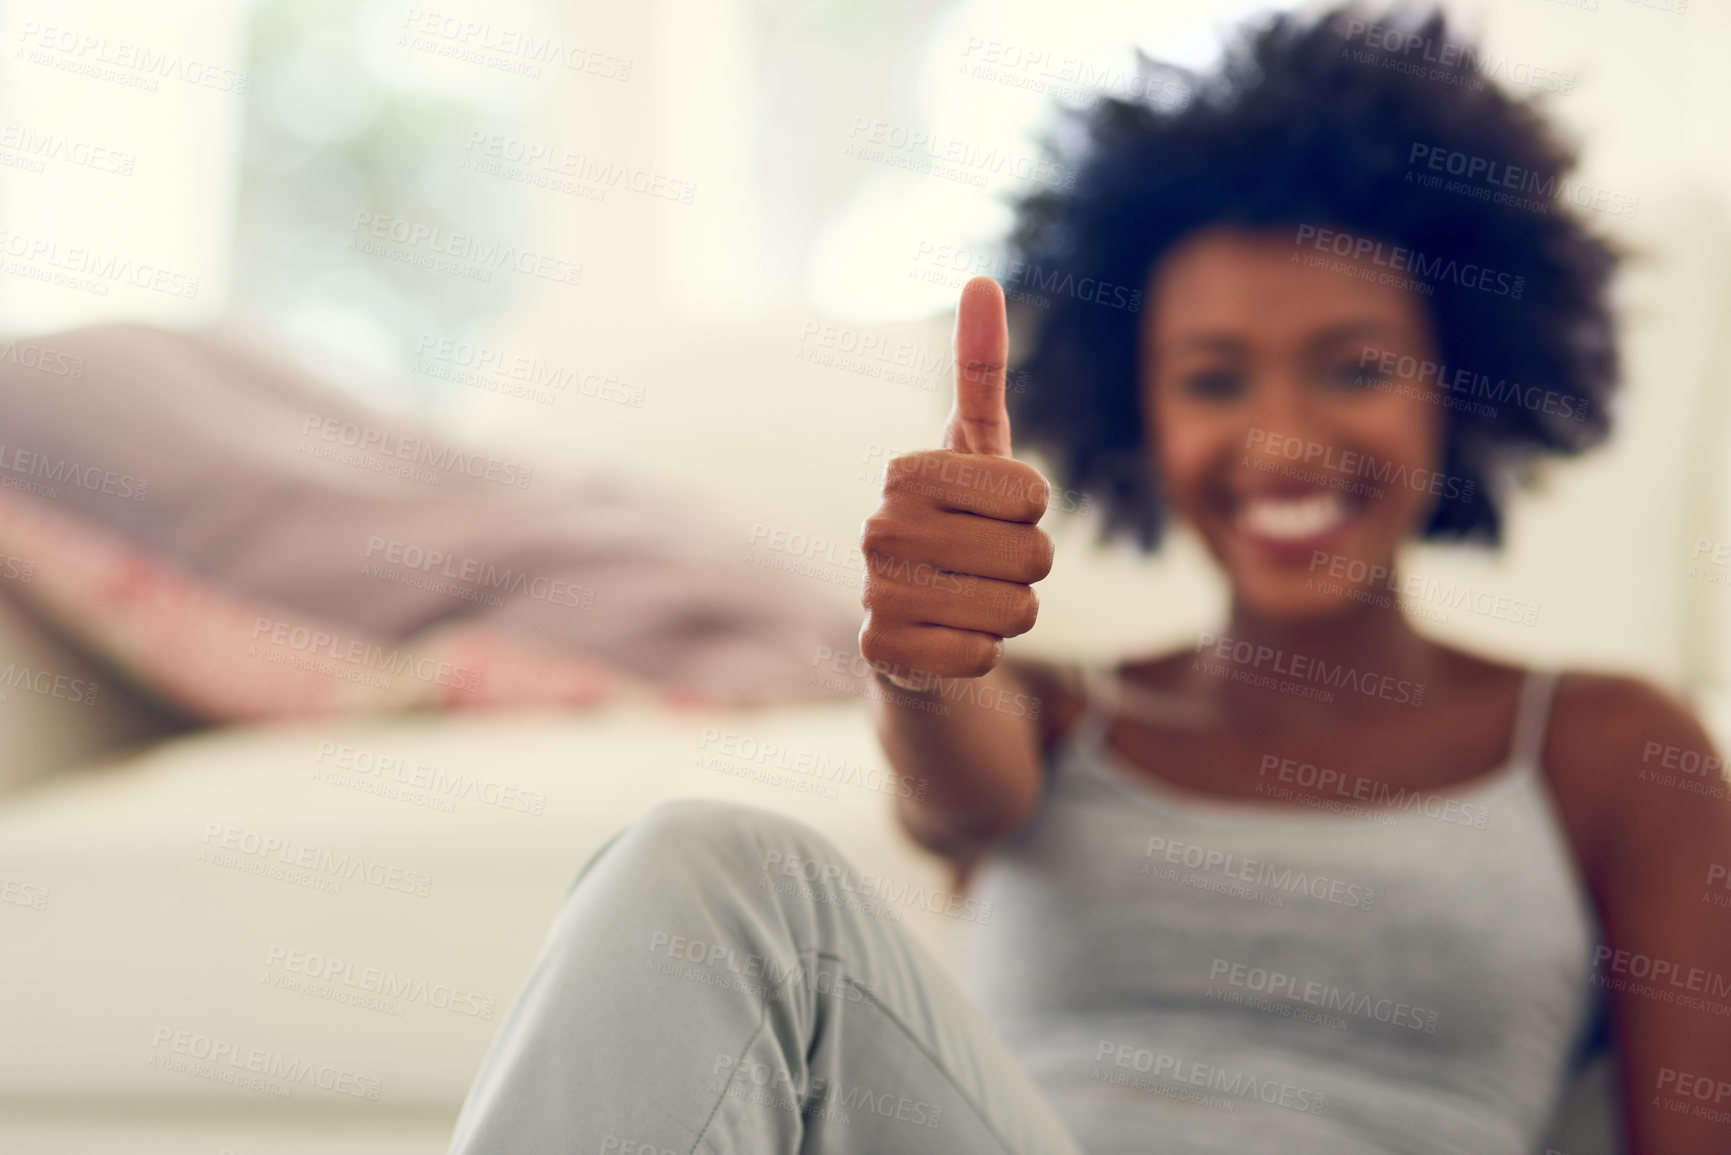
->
<box><xmin>1069</xmin><ymin>661</ymin><xmax>1123</xmax><ymax>749</ymax></box>
<box><xmin>1507</xmin><ymin>666</ymin><xmax>1561</xmax><ymax>771</ymax></box>
<box><xmin>1044</xmin><ymin>661</ymin><xmax>1120</xmax><ymax>778</ymax></box>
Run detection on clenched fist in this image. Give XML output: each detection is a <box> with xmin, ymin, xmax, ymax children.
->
<box><xmin>858</xmin><ymin>276</ymin><xmax>1056</xmax><ymax>692</ymax></box>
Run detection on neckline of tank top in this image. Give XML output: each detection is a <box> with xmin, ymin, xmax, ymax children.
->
<box><xmin>1073</xmin><ymin>731</ymin><xmax>1533</xmax><ymax>826</ymax></box>
<box><xmin>1066</xmin><ymin>666</ymin><xmax>1541</xmax><ymax>826</ymax></box>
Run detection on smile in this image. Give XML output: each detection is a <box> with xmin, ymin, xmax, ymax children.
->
<box><xmin>1234</xmin><ymin>490</ymin><xmax>1358</xmax><ymax>547</ymax></box>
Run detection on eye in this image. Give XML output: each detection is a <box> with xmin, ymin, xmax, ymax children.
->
<box><xmin>1181</xmin><ymin>368</ymin><xmax>1244</xmax><ymax>399</ymax></box>
<box><xmin>1329</xmin><ymin>360</ymin><xmax>1387</xmax><ymax>390</ymax></box>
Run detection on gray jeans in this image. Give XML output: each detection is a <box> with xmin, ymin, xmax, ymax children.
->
<box><xmin>447</xmin><ymin>798</ymin><xmax>1085</xmax><ymax>1155</ymax></box>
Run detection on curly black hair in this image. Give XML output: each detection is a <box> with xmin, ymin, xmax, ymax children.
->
<box><xmin>1002</xmin><ymin>2</ymin><xmax>1621</xmax><ymax>550</ymax></box>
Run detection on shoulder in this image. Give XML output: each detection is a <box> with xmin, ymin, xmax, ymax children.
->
<box><xmin>1545</xmin><ymin>668</ymin><xmax>1725</xmax><ymax>888</ymax></box>
<box><xmin>1547</xmin><ymin>668</ymin><xmax>1712</xmax><ymax>774</ymax></box>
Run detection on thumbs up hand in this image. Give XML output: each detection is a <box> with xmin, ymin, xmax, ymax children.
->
<box><xmin>858</xmin><ymin>277</ymin><xmax>1056</xmax><ymax>692</ymax></box>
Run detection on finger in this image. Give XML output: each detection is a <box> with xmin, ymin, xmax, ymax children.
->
<box><xmin>863</xmin><ymin>571</ymin><xmax>1040</xmax><ymax>640</ymax></box>
<box><xmin>883</xmin><ymin>451</ymin><xmax>1049</xmax><ymax>524</ymax></box>
<box><xmin>862</xmin><ymin>516</ymin><xmax>1054</xmax><ymax>585</ymax></box>
<box><xmin>859</xmin><ymin>620</ymin><xmax>1004</xmax><ymax>683</ymax></box>
<box><xmin>943</xmin><ymin>275</ymin><xmax>1011</xmax><ymax>457</ymax></box>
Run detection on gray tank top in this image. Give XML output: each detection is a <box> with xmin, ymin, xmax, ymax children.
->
<box><xmin>959</xmin><ymin>664</ymin><xmax>1608</xmax><ymax>1154</ymax></box>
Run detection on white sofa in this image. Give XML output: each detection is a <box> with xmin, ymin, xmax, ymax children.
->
<box><xmin>0</xmin><ymin>582</ymin><xmax>973</xmax><ymax>1154</ymax></box>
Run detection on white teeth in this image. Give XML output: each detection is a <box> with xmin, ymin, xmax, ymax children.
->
<box><xmin>1238</xmin><ymin>492</ymin><xmax>1350</xmax><ymax>541</ymax></box>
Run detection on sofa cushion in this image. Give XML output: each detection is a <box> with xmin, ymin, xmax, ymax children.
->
<box><xmin>0</xmin><ymin>697</ymin><xmax>963</xmax><ymax>1109</ymax></box>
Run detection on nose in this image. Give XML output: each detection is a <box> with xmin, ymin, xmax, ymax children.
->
<box><xmin>1236</xmin><ymin>367</ymin><xmax>1337</xmax><ymax>477</ymax></box>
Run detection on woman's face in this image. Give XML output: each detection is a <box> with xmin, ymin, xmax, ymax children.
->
<box><xmin>1142</xmin><ymin>225</ymin><xmax>1445</xmax><ymax>621</ymax></box>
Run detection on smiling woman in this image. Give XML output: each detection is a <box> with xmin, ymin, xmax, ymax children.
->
<box><xmin>999</xmin><ymin>10</ymin><xmax>1619</xmax><ymax>553</ymax></box>
<box><xmin>440</xmin><ymin>5</ymin><xmax>1729</xmax><ymax>1155</ymax></box>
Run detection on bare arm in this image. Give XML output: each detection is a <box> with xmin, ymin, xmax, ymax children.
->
<box><xmin>1558</xmin><ymin>674</ymin><xmax>1731</xmax><ymax>1155</ymax></box>
<box><xmin>869</xmin><ymin>659</ymin><xmax>1056</xmax><ymax>859</ymax></box>
<box><xmin>856</xmin><ymin>275</ymin><xmax>1068</xmax><ymax>862</ymax></box>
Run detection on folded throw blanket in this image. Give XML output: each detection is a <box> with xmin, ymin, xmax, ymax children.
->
<box><xmin>0</xmin><ymin>325</ymin><xmax>865</xmax><ymax>719</ymax></box>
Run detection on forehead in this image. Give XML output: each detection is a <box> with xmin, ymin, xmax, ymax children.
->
<box><xmin>1143</xmin><ymin>225</ymin><xmax>1434</xmax><ymax>350</ymax></box>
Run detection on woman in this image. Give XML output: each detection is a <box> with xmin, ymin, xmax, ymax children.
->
<box><xmin>447</xmin><ymin>7</ymin><xmax>1730</xmax><ymax>1153</ymax></box>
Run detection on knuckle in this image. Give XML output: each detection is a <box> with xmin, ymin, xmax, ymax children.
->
<box><xmin>1008</xmin><ymin>461</ymin><xmax>1051</xmax><ymax>517</ymax></box>
<box><xmin>860</xmin><ymin>513</ymin><xmax>899</xmax><ymax>553</ymax></box>
<box><xmin>858</xmin><ymin>569</ymin><xmax>901</xmax><ymax>614</ymax></box>
<box><xmin>1026</xmin><ymin>527</ymin><xmax>1056</xmax><ymax>580</ymax></box>
<box><xmin>1003</xmin><ymin>587</ymin><xmax>1040</xmax><ymax>637</ymax></box>
<box><xmin>955</xmin><ymin>635</ymin><xmax>1003</xmax><ymax>679</ymax></box>
<box><xmin>883</xmin><ymin>452</ymin><xmax>933</xmax><ymax>493</ymax></box>
<box><xmin>1003</xmin><ymin>525</ymin><xmax>1054</xmax><ymax>582</ymax></box>
<box><xmin>857</xmin><ymin>621</ymin><xmax>897</xmax><ymax>666</ymax></box>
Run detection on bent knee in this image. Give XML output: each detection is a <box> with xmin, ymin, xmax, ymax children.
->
<box><xmin>621</xmin><ymin>797</ymin><xmax>838</xmax><ymax>871</ymax></box>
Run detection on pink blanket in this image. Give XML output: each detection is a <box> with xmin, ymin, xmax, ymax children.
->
<box><xmin>0</xmin><ymin>325</ymin><xmax>864</xmax><ymax>719</ymax></box>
